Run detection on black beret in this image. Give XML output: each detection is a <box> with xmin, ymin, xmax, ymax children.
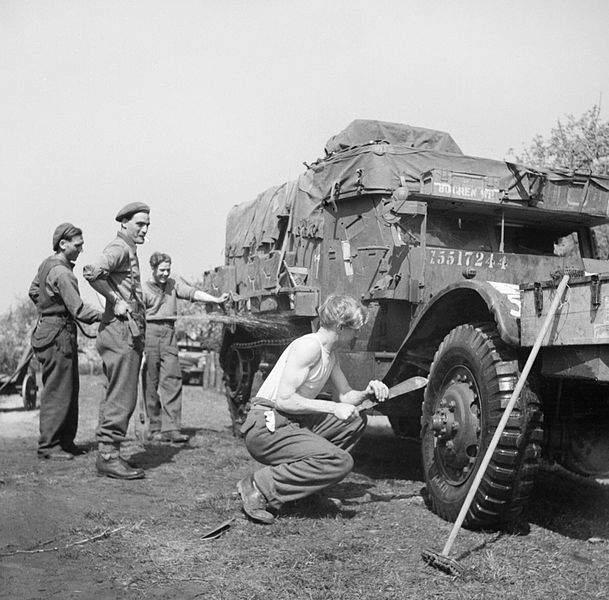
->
<box><xmin>53</xmin><ymin>222</ymin><xmax>81</xmax><ymax>251</ymax></box>
<box><xmin>115</xmin><ymin>202</ymin><xmax>151</xmax><ymax>222</ymax></box>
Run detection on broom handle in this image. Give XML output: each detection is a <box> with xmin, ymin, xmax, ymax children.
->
<box><xmin>441</xmin><ymin>274</ymin><xmax>569</xmax><ymax>557</ymax></box>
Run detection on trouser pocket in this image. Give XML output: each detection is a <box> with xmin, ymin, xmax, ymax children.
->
<box><xmin>56</xmin><ymin>328</ymin><xmax>76</xmax><ymax>358</ymax></box>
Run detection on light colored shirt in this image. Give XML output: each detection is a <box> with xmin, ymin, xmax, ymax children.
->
<box><xmin>257</xmin><ymin>333</ymin><xmax>336</xmax><ymax>401</ymax></box>
<box><xmin>142</xmin><ymin>277</ymin><xmax>196</xmax><ymax>322</ymax></box>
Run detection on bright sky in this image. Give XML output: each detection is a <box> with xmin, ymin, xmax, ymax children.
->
<box><xmin>2</xmin><ymin>0</ymin><xmax>608</xmax><ymax>312</ymax></box>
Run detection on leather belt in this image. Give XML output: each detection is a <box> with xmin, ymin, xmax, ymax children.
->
<box><xmin>40</xmin><ymin>314</ymin><xmax>73</xmax><ymax>323</ymax></box>
<box><xmin>146</xmin><ymin>320</ymin><xmax>175</xmax><ymax>328</ymax></box>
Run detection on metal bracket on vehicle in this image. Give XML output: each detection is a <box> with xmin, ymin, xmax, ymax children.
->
<box><xmin>356</xmin><ymin>168</ymin><xmax>364</xmax><ymax>194</ymax></box>
<box><xmin>591</xmin><ymin>274</ymin><xmax>601</xmax><ymax>311</ymax></box>
<box><xmin>534</xmin><ymin>282</ymin><xmax>543</xmax><ymax>317</ymax></box>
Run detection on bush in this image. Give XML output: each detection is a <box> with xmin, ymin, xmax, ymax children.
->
<box><xmin>0</xmin><ymin>295</ymin><xmax>106</xmax><ymax>376</ymax></box>
<box><xmin>509</xmin><ymin>105</ymin><xmax>609</xmax><ymax>259</ymax></box>
<box><xmin>176</xmin><ymin>306</ymin><xmax>224</xmax><ymax>352</ymax></box>
<box><xmin>0</xmin><ymin>296</ymin><xmax>38</xmax><ymax>375</ymax></box>
<box><xmin>176</xmin><ymin>278</ymin><xmax>225</xmax><ymax>352</ymax></box>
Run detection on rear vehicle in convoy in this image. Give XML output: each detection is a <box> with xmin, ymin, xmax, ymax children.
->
<box><xmin>203</xmin><ymin>120</ymin><xmax>609</xmax><ymax>528</ymax></box>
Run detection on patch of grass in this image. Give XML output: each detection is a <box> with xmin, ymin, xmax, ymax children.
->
<box><xmin>83</xmin><ymin>508</ymin><xmax>116</xmax><ymax>525</ymax></box>
<box><xmin>477</xmin><ymin>549</ymin><xmax>515</xmax><ymax>583</ymax></box>
<box><xmin>194</xmin><ymin>491</ymin><xmax>234</xmax><ymax>512</ymax></box>
<box><xmin>58</xmin><ymin>546</ymin><xmax>81</xmax><ymax>560</ymax></box>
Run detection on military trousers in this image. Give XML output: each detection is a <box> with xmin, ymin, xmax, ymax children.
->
<box><xmin>34</xmin><ymin>323</ymin><xmax>79</xmax><ymax>455</ymax></box>
<box><xmin>240</xmin><ymin>403</ymin><xmax>367</xmax><ymax>509</ymax></box>
<box><xmin>96</xmin><ymin>318</ymin><xmax>143</xmax><ymax>453</ymax></box>
<box><xmin>143</xmin><ymin>322</ymin><xmax>183</xmax><ymax>434</ymax></box>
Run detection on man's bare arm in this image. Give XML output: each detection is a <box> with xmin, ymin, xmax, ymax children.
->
<box><xmin>192</xmin><ymin>290</ymin><xmax>229</xmax><ymax>304</ymax></box>
<box><xmin>329</xmin><ymin>362</ymin><xmax>389</xmax><ymax>406</ymax></box>
<box><xmin>272</xmin><ymin>338</ymin><xmax>355</xmax><ymax>421</ymax></box>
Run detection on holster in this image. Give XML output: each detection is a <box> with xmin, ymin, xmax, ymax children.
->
<box><xmin>124</xmin><ymin>300</ymin><xmax>144</xmax><ymax>335</ymax></box>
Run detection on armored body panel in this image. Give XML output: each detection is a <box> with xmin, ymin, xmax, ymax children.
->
<box><xmin>206</xmin><ymin>120</ymin><xmax>609</xmax><ymax>528</ymax></box>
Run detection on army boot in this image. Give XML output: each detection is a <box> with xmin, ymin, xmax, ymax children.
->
<box><xmin>96</xmin><ymin>453</ymin><xmax>145</xmax><ymax>480</ymax></box>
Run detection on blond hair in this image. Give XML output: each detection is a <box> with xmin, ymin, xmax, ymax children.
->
<box><xmin>318</xmin><ymin>294</ymin><xmax>368</xmax><ymax>330</ymax></box>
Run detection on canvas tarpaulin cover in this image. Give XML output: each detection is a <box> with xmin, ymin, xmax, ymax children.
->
<box><xmin>298</xmin><ymin>144</ymin><xmax>533</xmax><ymax>202</ymax></box>
<box><xmin>225</xmin><ymin>183</ymin><xmax>292</xmax><ymax>259</ymax></box>
<box><xmin>324</xmin><ymin>119</ymin><xmax>463</xmax><ymax>155</ymax></box>
<box><xmin>225</xmin><ymin>120</ymin><xmax>609</xmax><ymax>257</ymax></box>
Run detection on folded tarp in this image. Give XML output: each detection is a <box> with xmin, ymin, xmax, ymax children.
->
<box><xmin>299</xmin><ymin>143</ymin><xmax>532</xmax><ymax>202</ymax></box>
<box><xmin>324</xmin><ymin>119</ymin><xmax>463</xmax><ymax>155</ymax></box>
<box><xmin>225</xmin><ymin>182</ymin><xmax>293</xmax><ymax>259</ymax></box>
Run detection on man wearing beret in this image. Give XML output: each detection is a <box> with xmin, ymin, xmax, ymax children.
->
<box><xmin>83</xmin><ymin>202</ymin><xmax>150</xmax><ymax>479</ymax></box>
<box><xmin>29</xmin><ymin>223</ymin><xmax>102</xmax><ymax>460</ymax></box>
<box><xmin>143</xmin><ymin>251</ymin><xmax>228</xmax><ymax>443</ymax></box>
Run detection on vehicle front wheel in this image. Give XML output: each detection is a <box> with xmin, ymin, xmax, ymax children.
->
<box><xmin>421</xmin><ymin>322</ymin><xmax>543</xmax><ymax>529</ymax></box>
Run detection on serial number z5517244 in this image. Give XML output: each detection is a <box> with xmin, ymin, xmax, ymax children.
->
<box><xmin>428</xmin><ymin>249</ymin><xmax>508</xmax><ymax>270</ymax></box>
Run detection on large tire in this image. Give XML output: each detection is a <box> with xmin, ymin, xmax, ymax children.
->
<box><xmin>421</xmin><ymin>322</ymin><xmax>543</xmax><ymax>529</ymax></box>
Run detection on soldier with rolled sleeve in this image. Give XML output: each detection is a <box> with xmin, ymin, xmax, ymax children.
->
<box><xmin>142</xmin><ymin>251</ymin><xmax>228</xmax><ymax>443</ymax></box>
<box><xmin>83</xmin><ymin>202</ymin><xmax>150</xmax><ymax>480</ymax></box>
<box><xmin>29</xmin><ymin>223</ymin><xmax>102</xmax><ymax>460</ymax></box>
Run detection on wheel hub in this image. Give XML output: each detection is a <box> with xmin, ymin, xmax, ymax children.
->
<box><xmin>430</xmin><ymin>373</ymin><xmax>481</xmax><ymax>484</ymax></box>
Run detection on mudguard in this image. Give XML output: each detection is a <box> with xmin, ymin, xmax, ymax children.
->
<box><xmin>385</xmin><ymin>280</ymin><xmax>521</xmax><ymax>382</ymax></box>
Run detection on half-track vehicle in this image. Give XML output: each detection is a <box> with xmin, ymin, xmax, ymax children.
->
<box><xmin>203</xmin><ymin>119</ymin><xmax>609</xmax><ymax>528</ymax></box>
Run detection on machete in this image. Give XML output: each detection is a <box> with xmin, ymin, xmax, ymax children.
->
<box><xmin>358</xmin><ymin>376</ymin><xmax>428</xmax><ymax>411</ymax></box>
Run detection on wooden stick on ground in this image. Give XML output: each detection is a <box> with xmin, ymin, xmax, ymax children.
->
<box><xmin>0</xmin><ymin>525</ymin><xmax>126</xmax><ymax>557</ymax></box>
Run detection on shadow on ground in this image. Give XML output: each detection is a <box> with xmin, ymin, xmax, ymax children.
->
<box><xmin>527</xmin><ymin>465</ymin><xmax>609</xmax><ymax>540</ymax></box>
<box><xmin>129</xmin><ymin>443</ymin><xmax>187</xmax><ymax>469</ymax></box>
<box><xmin>353</xmin><ymin>428</ymin><xmax>424</xmax><ymax>482</ymax></box>
<box><xmin>355</xmin><ymin>425</ymin><xmax>609</xmax><ymax>543</ymax></box>
<box><xmin>0</xmin><ymin>406</ymin><xmax>31</xmax><ymax>414</ymax></box>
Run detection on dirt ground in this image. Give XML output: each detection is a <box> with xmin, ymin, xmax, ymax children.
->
<box><xmin>1</xmin><ymin>375</ymin><xmax>608</xmax><ymax>600</ymax></box>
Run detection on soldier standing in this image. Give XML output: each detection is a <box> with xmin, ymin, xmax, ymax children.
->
<box><xmin>83</xmin><ymin>202</ymin><xmax>150</xmax><ymax>479</ymax></box>
<box><xmin>142</xmin><ymin>252</ymin><xmax>228</xmax><ymax>443</ymax></box>
<box><xmin>29</xmin><ymin>223</ymin><xmax>102</xmax><ymax>460</ymax></box>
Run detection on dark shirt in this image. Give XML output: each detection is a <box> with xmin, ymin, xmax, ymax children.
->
<box><xmin>29</xmin><ymin>254</ymin><xmax>102</xmax><ymax>324</ymax></box>
<box><xmin>83</xmin><ymin>231</ymin><xmax>144</xmax><ymax>321</ymax></box>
